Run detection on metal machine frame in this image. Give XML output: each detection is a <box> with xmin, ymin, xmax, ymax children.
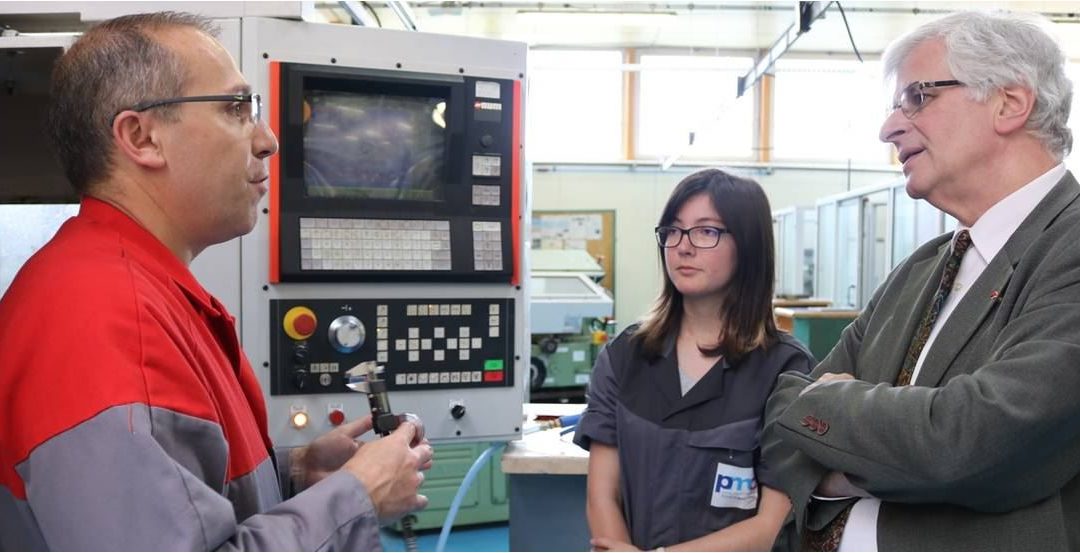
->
<box><xmin>225</xmin><ymin>17</ymin><xmax>529</xmax><ymax>446</ymax></box>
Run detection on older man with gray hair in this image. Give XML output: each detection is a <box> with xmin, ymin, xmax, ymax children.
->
<box><xmin>762</xmin><ymin>10</ymin><xmax>1078</xmax><ymax>551</ymax></box>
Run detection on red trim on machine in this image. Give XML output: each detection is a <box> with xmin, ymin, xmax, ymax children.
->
<box><xmin>511</xmin><ymin>80</ymin><xmax>523</xmax><ymax>286</ymax></box>
<box><xmin>268</xmin><ymin>61</ymin><xmax>282</xmax><ymax>283</ymax></box>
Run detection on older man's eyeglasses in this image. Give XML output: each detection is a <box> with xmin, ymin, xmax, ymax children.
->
<box><xmin>115</xmin><ymin>93</ymin><xmax>262</xmax><ymax>124</ymax></box>
<box><xmin>890</xmin><ymin>80</ymin><xmax>964</xmax><ymax>118</ymax></box>
<box><xmin>655</xmin><ymin>225</ymin><xmax>731</xmax><ymax>249</ymax></box>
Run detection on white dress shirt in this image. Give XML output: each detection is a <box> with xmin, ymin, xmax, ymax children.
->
<box><xmin>836</xmin><ymin>163</ymin><xmax>1067</xmax><ymax>552</ymax></box>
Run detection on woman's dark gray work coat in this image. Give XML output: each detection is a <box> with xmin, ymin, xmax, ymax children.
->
<box><xmin>574</xmin><ymin>325</ymin><xmax>814</xmax><ymax>550</ymax></box>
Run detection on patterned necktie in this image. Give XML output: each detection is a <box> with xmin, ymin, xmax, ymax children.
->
<box><xmin>894</xmin><ymin>229</ymin><xmax>972</xmax><ymax>387</ymax></box>
<box><xmin>804</xmin><ymin>230</ymin><xmax>973</xmax><ymax>552</ymax></box>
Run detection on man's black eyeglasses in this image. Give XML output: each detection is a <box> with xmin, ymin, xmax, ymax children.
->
<box><xmin>890</xmin><ymin>80</ymin><xmax>964</xmax><ymax>119</ymax></box>
<box><xmin>115</xmin><ymin>93</ymin><xmax>262</xmax><ymax>124</ymax></box>
<box><xmin>655</xmin><ymin>225</ymin><xmax>731</xmax><ymax>249</ymax></box>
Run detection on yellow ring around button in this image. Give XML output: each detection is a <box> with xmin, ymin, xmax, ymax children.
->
<box><xmin>283</xmin><ymin>306</ymin><xmax>318</xmax><ymax>341</ymax></box>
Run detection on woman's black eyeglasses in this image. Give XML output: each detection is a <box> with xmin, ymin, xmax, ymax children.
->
<box><xmin>655</xmin><ymin>225</ymin><xmax>731</xmax><ymax>249</ymax></box>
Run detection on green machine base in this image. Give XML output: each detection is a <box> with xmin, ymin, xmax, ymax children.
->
<box><xmin>790</xmin><ymin>313</ymin><xmax>858</xmax><ymax>361</ymax></box>
<box><xmin>389</xmin><ymin>441</ymin><xmax>508</xmax><ymax>531</ymax></box>
<box><xmin>529</xmin><ymin>318</ymin><xmax>615</xmax><ymax>402</ymax></box>
<box><xmin>530</xmin><ymin>338</ymin><xmax>594</xmax><ymax>389</ymax></box>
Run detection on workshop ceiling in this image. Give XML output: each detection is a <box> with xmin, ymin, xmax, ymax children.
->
<box><xmin>361</xmin><ymin>2</ymin><xmax>1080</xmax><ymax>57</ymax></box>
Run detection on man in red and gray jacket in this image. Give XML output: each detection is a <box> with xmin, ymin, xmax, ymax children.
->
<box><xmin>0</xmin><ymin>12</ymin><xmax>432</xmax><ymax>550</ymax></box>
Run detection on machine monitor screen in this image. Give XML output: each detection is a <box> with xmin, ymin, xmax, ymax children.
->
<box><xmin>274</xmin><ymin>62</ymin><xmax>517</xmax><ymax>283</ymax></box>
<box><xmin>303</xmin><ymin>90</ymin><xmax>447</xmax><ymax>202</ymax></box>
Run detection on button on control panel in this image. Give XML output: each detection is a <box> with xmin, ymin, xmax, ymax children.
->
<box><xmin>270</xmin><ymin>298</ymin><xmax>515</xmax><ymax>395</ymax></box>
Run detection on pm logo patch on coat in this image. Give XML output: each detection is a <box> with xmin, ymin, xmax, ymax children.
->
<box><xmin>711</xmin><ymin>462</ymin><xmax>757</xmax><ymax>510</ymax></box>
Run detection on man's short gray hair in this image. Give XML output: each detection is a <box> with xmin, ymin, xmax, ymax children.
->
<box><xmin>46</xmin><ymin>12</ymin><xmax>219</xmax><ymax>194</ymax></box>
<box><xmin>883</xmin><ymin>11</ymin><xmax>1072</xmax><ymax>159</ymax></box>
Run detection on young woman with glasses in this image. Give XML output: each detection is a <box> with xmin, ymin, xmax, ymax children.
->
<box><xmin>574</xmin><ymin>168</ymin><xmax>815</xmax><ymax>551</ymax></box>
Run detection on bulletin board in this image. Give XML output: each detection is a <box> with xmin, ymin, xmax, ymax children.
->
<box><xmin>532</xmin><ymin>210</ymin><xmax>616</xmax><ymax>293</ymax></box>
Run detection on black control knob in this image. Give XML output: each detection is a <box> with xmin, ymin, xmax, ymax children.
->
<box><xmin>293</xmin><ymin>369</ymin><xmax>309</xmax><ymax>390</ymax></box>
<box><xmin>479</xmin><ymin>134</ymin><xmax>493</xmax><ymax>148</ymax></box>
<box><xmin>292</xmin><ymin>343</ymin><xmax>309</xmax><ymax>363</ymax></box>
<box><xmin>450</xmin><ymin>403</ymin><xmax>466</xmax><ymax>420</ymax></box>
<box><xmin>539</xmin><ymin>336</ymin><xmax>559</xmax><ymax>354</ymax></box>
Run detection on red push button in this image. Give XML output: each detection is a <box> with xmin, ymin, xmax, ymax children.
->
<box><xmin>483</xmin><ymin>370</ymin><xmax>503</xmax><ymax>383</ymax></box>
<box><xmin>294</xmin><ymin>314</ymin><xmax>316</xmax><ymax>336</ymax></box>
<box><xmin>283</xmin><ymin>306</ymin><xmax>318</xmax><ymax>341</ymax></box>
<box><xmin>328</xmin><ymin>409</ymin><xmax>345</xmax><ymax>426</ymax></box>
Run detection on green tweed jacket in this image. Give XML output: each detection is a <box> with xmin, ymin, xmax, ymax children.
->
<box><xmin>763</xmin><ymin>172</ymin><xmax>1080</xmax><ymax>551</ymax></box>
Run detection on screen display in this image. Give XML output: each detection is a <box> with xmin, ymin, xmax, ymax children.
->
<box><xmin>302</xmin><ymin>90</ymin><xmax>446</xmax><ymax>201</ymax></box>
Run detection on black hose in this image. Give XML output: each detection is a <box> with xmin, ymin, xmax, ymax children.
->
<box><xmin>401</xmin><ymin>514</ymin><xmax>419</xmax><ymax>552</ymax></box>
<box><xmin>836</xmin><ymin>3</ymin><xmax>864</xmax><ymax>63</ymax></box>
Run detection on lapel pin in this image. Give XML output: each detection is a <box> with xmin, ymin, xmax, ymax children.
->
<box><xmin>990</xmin><ymin>290</ymin><xmax>1001</xmax><ymax>301</ymax></box>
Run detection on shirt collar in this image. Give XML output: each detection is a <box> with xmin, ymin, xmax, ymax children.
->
<box><xmin>964</xmin><ymin>163</ymin><xmax>1066</xmax><ymax>264</ymax></box>
<box><xmin>658</xmin><ymin>322</ymin><xmax>732</xmax><ymax>370</ymax></box>
<box><xmin>79</xmin><ymin>196</ymin><xmax>220</xmax><ymax>316</ymax></box>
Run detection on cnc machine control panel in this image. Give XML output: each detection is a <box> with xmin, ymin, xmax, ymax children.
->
<box><xmin>270</xmin><ymin>298</ymin><xmax>515</xmax><ymax>395</ymax></box>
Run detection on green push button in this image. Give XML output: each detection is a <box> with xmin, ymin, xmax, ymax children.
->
<box><xmin>484</xmin><ymin>359</ymin><xmax>504</xmax><ymax>371</ymax></box>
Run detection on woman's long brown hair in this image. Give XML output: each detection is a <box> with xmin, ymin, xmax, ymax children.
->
<box><xmin>636</xmin><ymin>168</ymin><xmax>779</xmax><ymax>363</ymax></box>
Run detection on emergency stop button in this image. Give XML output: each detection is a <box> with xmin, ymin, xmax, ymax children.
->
<box><xmin>283</xmin><ymin>306</ymin><xmax>317</xmax><ymax>341</ymax></box>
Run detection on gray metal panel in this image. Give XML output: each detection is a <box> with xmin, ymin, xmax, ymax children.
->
<box><xmin>215</xmin><ymin>18</ymin><xmax>241</xmax><ymax>60</ymax></box>
<box><xmin>530</xmin><ymin>273</ymin><xmax>613</xmax><ymax>334</ymax></box>
<box><xmin>190</xmin><ymin>240</ymin><xmax>242</xmax><ymax>319</ymax></box>
<box><xmin>232</xmin><ymin>17</ymin><xmax>528</xmax><ymax>446</ymax></box>
<box><xmin>0</xmin><ymin>2</ymin><xmax>302</xmax><ymax>23</ymax></box>
<box><xmin>508</xmin><ymin>474</ymin><xmax>589</xmax><ymax>551</ymax></box>
<box><xmin>241</xmin><ymin>17</ymin><xmax>525</xmax><ymax>81</ymax></box>
<box><xmin>0</xmin><ymin>204</ymin><xmax>79</xmax><ymax>297</ymax></box>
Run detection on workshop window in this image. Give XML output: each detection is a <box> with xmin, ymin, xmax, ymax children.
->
<box><xmin>636</xmin><ymin>54</ymin><xmax>755</xmax><ymax>161</ymax></box>
<box><xmin>527</xmin><ymin>49</ymin><xmax>624</xmax><ymax>162</ymax></box>
<box><xmin>772</xmin><ymin>59</ymin><xmax>892</xmax><ymax>164</ymax></box>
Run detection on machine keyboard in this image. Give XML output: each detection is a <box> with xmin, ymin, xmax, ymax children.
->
<box><xmin>300</xmin><ymin>217</ymin><xmax>452</xmax><ymax>271</ymax></box>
